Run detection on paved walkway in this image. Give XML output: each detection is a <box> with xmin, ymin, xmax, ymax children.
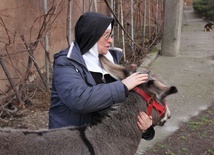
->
<box><xmin>136</xmin><ymin>6</ymin><xmax>214</xmax><ymax>154</ymax></box>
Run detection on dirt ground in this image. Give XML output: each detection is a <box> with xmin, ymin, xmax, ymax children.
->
<box><xmin>0</xmin><ymin>91</ymin><xmax>50</xmax><ymax>130</ymax></box>
<box><xmin>144</xmin><ymin>103</ymin><xmax>214</xmax><ymax>155</ymax></box>
<box><xmin>0</xmin><ymin>89</ymin><xmax>213</xmax><ymax>155</ymax></box>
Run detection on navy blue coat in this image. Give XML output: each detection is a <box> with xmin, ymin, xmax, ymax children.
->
<box><xmin>49</xmin><ymin>42</ymin><xmax>127</xmax><ymax>128</ymax></box>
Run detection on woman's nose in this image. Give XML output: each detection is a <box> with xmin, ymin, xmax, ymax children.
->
<box><xmin>107</xmin><ymin>37</ymin><xmax>113</xmax><ymax>43</ymax></box>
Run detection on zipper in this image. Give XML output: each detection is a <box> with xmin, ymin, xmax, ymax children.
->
<box><xmin>101</xmin><ymin>74</ymin><xmax>106</xmax><ymax>83</ymax></box>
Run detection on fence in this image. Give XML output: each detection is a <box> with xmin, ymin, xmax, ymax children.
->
<box><xmin>0</xmin><ymin>0</ymin><xmax>164</xmax><ymax>111</ymax></box>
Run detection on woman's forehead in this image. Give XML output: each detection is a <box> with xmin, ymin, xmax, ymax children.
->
<box><xmin>103</xmin><ymin>29</ymin><xmax>111</xmax><ymax>34</ymax></box>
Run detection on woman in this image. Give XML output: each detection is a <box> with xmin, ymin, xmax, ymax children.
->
<box><xmin>49</xmin><ymin>12</ymin><xmax>154</xmax><ymax>140</ymax></box>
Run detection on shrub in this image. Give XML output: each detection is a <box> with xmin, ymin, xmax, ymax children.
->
<box><xmin>193</xmin><ymin>0</ymin><xmax>214</xmax><ymax>20</ymax></box>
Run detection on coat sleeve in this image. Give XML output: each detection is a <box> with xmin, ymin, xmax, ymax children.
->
<box><xmin>141</xmin><ymin>126</ymin><xmax>155</xmax><ymax>140</ymax></box>
<box><xmin>52</xmin><ymin>56</ymin><xmax>127</xmax><ymax>114</ymax></box>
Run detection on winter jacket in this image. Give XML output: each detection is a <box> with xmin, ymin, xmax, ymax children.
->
<box><xmin>49</xmin><ymin>42</ymin><xmax>126</xmax><ymax>128</ymax></box>
<box><xmin>49</xmin><ymin>11</ymin><xmax>154</xmax><ymax>141</ymax></box>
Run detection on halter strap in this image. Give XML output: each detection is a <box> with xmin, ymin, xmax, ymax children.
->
<box><xmin>133</xmin><ymin>87</ymin><xmax>166</xmax><ymax>118</ymax></box>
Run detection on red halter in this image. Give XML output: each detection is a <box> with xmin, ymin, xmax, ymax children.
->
<box><xmin>133</xmin><ymin>87</ymin><xmax>166</xmax><ymax>118</ymax></box>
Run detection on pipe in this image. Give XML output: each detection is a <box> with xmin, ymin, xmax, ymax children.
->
<box><xmin>131</xmin><ymin>0</ymin><xmax>134</xmax><ymax>49</ymax></box>
<box><xmin>43</xmin><ymin>0</ymin><xmax>50</xmax><ymax>87</ymax></box>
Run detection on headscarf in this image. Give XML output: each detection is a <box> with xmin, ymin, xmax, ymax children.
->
<box><xmin>75</xmin><ymin>12</ymin><xmax>115</xmax><ymax>74</ymax></box>
<box><xmin>83</xmin><ymin>22</ymin><xmax>114</xmax><ymax>74</ymax></box>
<box><xmin>75</xmin><ymin>12</ymin><xmax>114</xmax><ymax>55</ymax></box>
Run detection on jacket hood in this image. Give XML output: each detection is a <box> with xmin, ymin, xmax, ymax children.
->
<box><xmin>75</xmin><ymin>12</ymin><xmax>114</xmax><ymax>55</ymax></box>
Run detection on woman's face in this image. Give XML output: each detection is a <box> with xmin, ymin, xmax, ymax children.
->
<box><xmin>97</xmin><ymin>29</ymin><xmax>113</xmax><ymax>55</ymax></box>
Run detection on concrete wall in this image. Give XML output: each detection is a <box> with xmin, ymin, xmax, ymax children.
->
<box><xmin>0</xmin><ymin>0</ymin><xmax>164</xmax><ymax>94</ymax></box>
<box><xmin>0</xmin><ymin>0</ymin><xmax>108</xmax><ymax>93</ymax></box>
<box><xmin>161</xmin><ymin>0</ymin><xmax>183</xmax><ymax>56</ymax></box>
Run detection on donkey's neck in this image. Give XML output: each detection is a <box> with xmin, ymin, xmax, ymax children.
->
<box><xmin>87</xmin><ymin>92</ymin><xmax>146</xmax><ymax>153</ymax></box>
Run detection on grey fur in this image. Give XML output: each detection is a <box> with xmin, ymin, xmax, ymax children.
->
<box><xmin>0</xmin><ymin>56</ymin><xmax>178</xmax><ymax>155</ymax></box>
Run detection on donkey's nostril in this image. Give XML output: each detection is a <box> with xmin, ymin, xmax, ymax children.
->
<box><xmin>158</xmin><ymin>120</ymin><xmax>166</xmax><ymax>126</ymax></box>
<box><xmin>159</xmin><ymin>121</ymin><xmax>166</xmax><ymax>126</ymax></box>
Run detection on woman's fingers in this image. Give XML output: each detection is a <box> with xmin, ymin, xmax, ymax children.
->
<box><xmin>137</xmin><ymin>112</ymin><xmax>152</xmax><ymax>132</ymax></box>
<box><xmin>122</xmin><ymin>73</ymin><xmax>148</xmax><ymax>90</ymax></box>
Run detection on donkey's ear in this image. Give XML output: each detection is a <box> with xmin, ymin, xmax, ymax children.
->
<box><xmin>129</xmin><ymin>64</ymin><xmax>137</xmax><ymax>73</ymax></box>
<box><xmin>146</xmin><ymin>80</ymin><xmax>155</xmax><ymax>88</ymax></box>
<box><xmin>123</xmin><ymin>62</ymin><xmax>138</xmax><ymax>73</ymax></box>
<box><xmin>168</xmin><ymin>86</ymin><xmax>178</xmax><ymax>94</ymax></box>
<box><xmin>160</xmin><ymin>86</ymin><xmax>178</xmax><ymax>100</ymax></box>
<box><xmin>99</xmin><ymin>54</ymin><xmax>130</xmax><ymax>80</ymax></box>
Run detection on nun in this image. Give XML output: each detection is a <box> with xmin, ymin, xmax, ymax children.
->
<box><xmin>49</xmin><ymin>11</ymin><xmax>154</xmax><ymax>140</ymax></box>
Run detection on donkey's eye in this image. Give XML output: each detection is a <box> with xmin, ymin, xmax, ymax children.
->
<box><xmin>150</xmin><ymin>93</ymin><xmax>156</xmax><ymax>100</ymax></box>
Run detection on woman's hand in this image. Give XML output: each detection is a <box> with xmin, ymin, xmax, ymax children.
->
<box><xmin>137</xmin><ymin>111</ymin><xmax>153</xmax><ymax>132</ymax></box>
<box><xmin>122</xmin><ymin>72</ymin><xmax>148</xmax><ymax>91</ymax></box>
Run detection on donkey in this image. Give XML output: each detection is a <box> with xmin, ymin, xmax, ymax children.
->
<box><xmin>0</xmin><ymin>55</ymin><xmax>178</xmax><ymax>155</ymax></box>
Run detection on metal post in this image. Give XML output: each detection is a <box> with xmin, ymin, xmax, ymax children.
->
<box><xmin>68</xmin><ymin>0</ymin><xmax>72</xmax><ymax>44</ymax></box>
<box><xmin>148</xmin><ymin>0</ymin><xmax>151</xmax><ymax>38</ymax></box>
<box><xmin>143</xmin><ymin>0</ymin><xmax>147</xmax><ymax>47</ymax></box>
<box><xmin>117</xmin><ymin>1</ymin><xmax>120</xmax><ymax>42</ymax></box>
<box><xmin>90</xmin><ymin>0</ymin><xmax>92</xmax><ymax>11</ymax></box>
<box><xmin>110</xmin><ymin>0</ymin><xmax>114</xmax><ymax>47</ymax></box>
<box><xmin>120</xmin><ymin>0</ymin><xmax>126</xmax><ymax>61</ymax></box>
<box><xmin>94</xmin><ymin>0</ymin><xmax>97</xmax><ymax>12</ymax></box>
<box><xmin>43</xmin><ymin>0</ymin><xmax>50</xmax><ymax>87</ymax></box>
<box><xmin>83</xmin><ymin>0</ymin><xmax>85</xmax><ymax>13</ymax></box>
<box><xmin>131</xmin><ymin>0</ymin><xmax>134</xmax><ymax>49</ymax></box>
<box><xmin>156</xmin><ymin>0</ymin><xmax>159</xmax><ymax>34</ymax></box>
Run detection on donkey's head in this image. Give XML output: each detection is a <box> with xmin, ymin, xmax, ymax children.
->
<box><xmin>99</xmin><ymin>54</ymin><xmax>178</xmax><ymax>127</ymax></box>
<box><xmin>136</xmin><ymin>78</ymin><xmax>178</xmax><ymax>126</ymax></box>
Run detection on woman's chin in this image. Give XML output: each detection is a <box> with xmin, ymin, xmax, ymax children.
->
<box><xmin>100</xmin><ymin>51</ymin><xmax>109</xmax><ymax>55</ymax></box>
